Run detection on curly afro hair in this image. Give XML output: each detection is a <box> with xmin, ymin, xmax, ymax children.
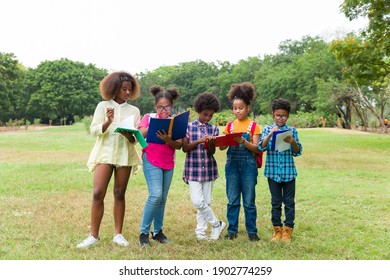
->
<box><xmin>193</xmin><ymin>92</ymin><xmax>220</xmax><ymax>113</ymax></box>
<box><xmin>271</xmin><ymin>98</ymin><xmax>291</xmax><ymax>113</ymax></box>
<box><xmin>227</xmin><ymin>82</ymin><xmax>256</xmax><ymax>105</ymax></box>
<box><xmin>99</xmin><ymin>71</ymin><xmax>140</xmax><ymax>101</ymax></box>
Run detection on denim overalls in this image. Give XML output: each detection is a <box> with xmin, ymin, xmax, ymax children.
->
<box><xmin>225</xmin><ymin>133</ymin><xmax>258</xmax><ymax>235</ymax></box>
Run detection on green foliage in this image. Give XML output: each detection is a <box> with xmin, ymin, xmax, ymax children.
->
<box><xmin>25</xmin><ymin>58</ymin><xmax>107</xmax><ymax>124</ymax></box>
<box><xmin>288</xmin><ymin>112</ymin><xmax>322</xmax><ymax>128</ymax></box>
<box><xmin>341</xmin><ymin>0</ymin><xmax>390</xmax><ymax>56</ymax></box>
<box><xmin>254</xmin><ymin>36</ymin><xmax>342</xmax><ymax>114</ymax></box>
<box><xmin>2</xmin><ymin>6</ymin><xmax>388</xmax><ymax>130</ymax></box>
<box><xmin>212</xmin><ymin>110</ymin><xmax>235</xmax><ymax>126</ymax></box>
<box><xmin>33</xmin><ymin>118</ymin><xmax>41</xmax><ymax>125</ymax></box>
<box><xmin>330</xmin><ymin>35</ymin><xmax>389</xmax><ymax>88</ymax></box>
<box><xmin>0</xmin><ymin>52</ymin><xmax>26</xmax><ymax>122</ymax></box>
<box><xmin>134</xmin><ymin>60</ymin><xmax>223</xmax><ymax>114</ymax></box>
<box><xmin>81</xmin><ymin>116</ymin><xmax>93</xmax><ymax>134</ymax></box>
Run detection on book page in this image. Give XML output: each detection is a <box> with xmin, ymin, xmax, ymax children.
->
<box><xmin>115</xmin><ymin>116</ymin><xmax>148</xmax><ymax>148</ymax></box>
<box><xmin>273</xmin><ymin>129</ymin><xmax>292</xmax><ymax>152</ymax></box>
<box><xmin>117</xmin><ymin>116</ymin><xmax>136</xmax><ymax>130</ymax></box>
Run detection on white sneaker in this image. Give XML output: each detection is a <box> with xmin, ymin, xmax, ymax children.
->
<box><xmin>77</xmin><ymin>235</ymin><xmax>99</xmax><ymax>248</ymax></box>
<box><xmin>113</xmin><ymin>234</ymin><xmax>129</xmax><ymax>247</ymax></box>
<box><xmin>196</xmin><ymin>233</ymin><xmax>208</xmax><ymax>240</ymax></box>
<box><xmin>210</xmin><ymin>221</ymin><xmax>226</xmax><ymax>240</ymax></box>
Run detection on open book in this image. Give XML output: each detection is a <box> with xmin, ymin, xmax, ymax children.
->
<box><xmin>114</xmin><ymin>116</ymin><xmax>148</xmax><ymax>148</ymax></box>
<box><xmin>271</xmin><ymin>129</ymin><xmax>292</xmax><ymax>152</ymax></box>
<box><xmin>146</xmin><ymin>111</ymin><xmax>190</xmax><ymax>144</ymax></box>
<box><xmin>204</xmin><ymin>132</ymin><xmax>243</xmax><ymax>148</ymax></box>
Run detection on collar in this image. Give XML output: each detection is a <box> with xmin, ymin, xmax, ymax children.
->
<box><xmin>195</xmin><ymin>119</ymin><xmax>209</xmax><ymax>128</ymax></box>
<box><xmin>110</xmin><ymin>99</ymin><xmax>128</xmax><ymax>108</ymax></box>
<box><xmin>273</xmin><ymin>122</ymin><xmax>289</xmax><ymax>130</ymax></box>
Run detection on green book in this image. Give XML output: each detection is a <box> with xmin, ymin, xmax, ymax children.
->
<box><xmin>114</xmin><ymin>116</ymin><xmax>148</xmax><ymax>149</ymax></box>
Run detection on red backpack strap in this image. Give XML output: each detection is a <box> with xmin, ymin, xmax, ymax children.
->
<box><xmin>247</xmin><ymin>121</ymin><xmax>256</xmax><ymax>139</ymax></box>
<box><xmin>250</xmin><ymin>121</ymin><xmax>256</xmax><ymax>136</ymax></box>
<box><xmin>227</xmin><ymin>121</ymin><xmax>233</xmax><ymax>133</ymax></box>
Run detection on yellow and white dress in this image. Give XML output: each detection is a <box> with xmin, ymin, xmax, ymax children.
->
<box><xmin>87</xmin><ymin>99</ymin><xmax>142</xmax><ymax>172</ymax></box>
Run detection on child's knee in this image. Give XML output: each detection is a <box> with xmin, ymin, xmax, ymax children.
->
<box><xmin>192</xmin><ymin>200</ymin><xmax>208</xmax><ymax>210</ymax></box>
<box><xmin>113</xmin><ymin>188</ymin><xmax>126</xmax><ymax>200</ymax></box>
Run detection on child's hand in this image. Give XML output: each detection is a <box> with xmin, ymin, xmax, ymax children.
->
<box><xmin>270</xmin><ymin>126</ymin><xmax>279</xmax><ymax>135</ymax></box>
<box><xmin>234</xmin><ymin>136</ymin><xmax>245</xmax><ymax>144</ymax></box>
<box><xmin>204</xmin><ymin>136</ymin><xmax>216</xmax><ymax>146</ymax></box>
<box><xmin>283</xmin><ymin>135</ymin><xmax>295</xmax><ymax>144</ymax></box>
<box><xmin>199</xmin><ymin>135</ymin><xmax>210</xmax><ymax>144</ymax></box>
<box><xmin>156</xmin><ymin>129</ymin><xmax>172</xmax><ymax>143</ymax></box>
<box><xmin>120</xmin><ymin>131</ymin><xmax>135</xmax><ymax>142</ymax></box>
<box><xmin>106</xmin><ymin>108</ymin><xmax>115</xmax><ymax>123</ymax></box>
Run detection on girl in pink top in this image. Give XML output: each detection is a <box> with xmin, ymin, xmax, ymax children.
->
<box><xmin>138</xmin><ymin>85</ymin><xmax>182</xmax><ymax>248</ymax></box>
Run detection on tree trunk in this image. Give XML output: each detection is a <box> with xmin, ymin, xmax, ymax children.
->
<box><xmin>356</xmin><ymin>87</ymin><xmax>384</xmax><ymax>132</ymax></box>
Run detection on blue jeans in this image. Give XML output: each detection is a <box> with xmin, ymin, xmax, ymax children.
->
<box><xmin>268</xmin><ymin>178</ymin><xmax>295</xmax><ymax>228</ymax></box>
<box><xmin>140</xmin><ymin>153</ymin><xmax>174</xmax><ymax>234</ymax></box>
<box><xmin>225</xmin><ymin>143</ymin><xmax>258</xmax><ymax>235</ymax></box>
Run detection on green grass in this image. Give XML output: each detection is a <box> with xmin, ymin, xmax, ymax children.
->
<box><xmin>0</xmin><ymin>124</ymin><xmax>389</xmax><ymax>260</ymax></box>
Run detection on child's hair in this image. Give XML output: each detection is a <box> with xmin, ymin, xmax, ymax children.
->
<box><xmin>100</xmin><ymin>71</ymin><xmax>140</xmax><ymax>101</ymax></box>
<box><xmin>193</xmin><ymin>92</ymin><xmax>220</xmax><ymax>113</ymax></box>
<box><xmin>271</xmin><ymin>98</ymin><xmax>291</xmax><ymax>113</ymax></box>
<box><xmin>227</xmin><ymin>82</ymin><xmax>256</xmax><ymax>105</ymax></box>
<box><xmin>150</xmin><ymin>85</ymin><xmax>180</xmax><ymax>104</ymax></box>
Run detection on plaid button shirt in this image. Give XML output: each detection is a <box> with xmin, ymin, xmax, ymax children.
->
<box><xmin>258</xmin><ymin>123</ymin><xmax>302</xmax><ymax>183</ymax></box>
<box><xmin>183</xmin><ymin>120</ymin><xmax>219</xmax><ymax>184</ymax></box>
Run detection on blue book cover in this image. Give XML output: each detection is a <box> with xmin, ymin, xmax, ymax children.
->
<box><xmin>146</xmin><ymin>111</ymin><xmax>190</xmax><ymax>144</ymax></box>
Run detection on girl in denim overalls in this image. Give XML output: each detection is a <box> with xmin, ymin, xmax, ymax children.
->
<box><xmin>220</xmin><ymin>82</ymin><xmax>261</xmax><ymax>242</ymax></box>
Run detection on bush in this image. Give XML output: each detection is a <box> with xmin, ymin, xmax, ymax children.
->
<box><xmin>288</xmin><ymin>112</ymin><xmax>322</xmax><ymax>128</ymax></box>
<box><xmin>73</xmin><ymin>115</ymin><xmax>81</xmax><ymax>123</ymax></box>
<box><xmin>213</xmin><ymin>110</ymin><xmax>235</xmax><ymax>126</ymax></box>
<box><xmin>33</xmin><ymin>118</ymin><xmax>41</xmax><ymax>125</ymax></box>
<box><xmin>81</xmin><ymin>116</ymin><xmax>93</xmax><ymax>134</ymax></box>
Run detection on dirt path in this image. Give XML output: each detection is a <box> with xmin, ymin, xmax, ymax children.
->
<box><xmin>0</xmin><ymin>125</ymin><xmax>55</xmax><ymax>132</ymax></box>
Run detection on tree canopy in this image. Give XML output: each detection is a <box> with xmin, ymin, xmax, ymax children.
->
<box><xmin>25</xmin><ymin>59</ymin><xmax>107</xmax><ymax>124</ymax></box>
<box><xmin>0</xmin><ymin>1</ymin><xmax>388</xmax><ymax>130</ymax></box>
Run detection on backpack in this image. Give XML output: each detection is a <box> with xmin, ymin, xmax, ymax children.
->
<box><xmin>227</xmin><ymin>121</ymin><xmax>263</xmax><ymax>168</ymax></box>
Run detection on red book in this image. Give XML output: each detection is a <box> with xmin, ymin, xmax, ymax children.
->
<box><xmin>204</xmin><ymin>132</ymin><xmax>243</xmax><ymax>148</ymax></box>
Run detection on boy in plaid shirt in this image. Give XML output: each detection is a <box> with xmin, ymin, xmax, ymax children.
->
<box><xmin>182</xmin><ymin>93</ymin><xmax>225</xmax><ymax>240</ymax></box>
<box><xmin>258</xmin><ymin>98</ymin><xmax>302</xmax><ymax>243</ymax></box>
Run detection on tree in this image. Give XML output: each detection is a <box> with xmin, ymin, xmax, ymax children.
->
<box><xmin>341</xmin><ymin>0</ymin><xmax>390</xmax><ymax>56</ymax></box>
<box><xmin>339</xmin><ymin>1</ymin><xmax>390</xmax><ymax>131</ymax></box>
<box><xmin>330</xmin><ymin>34</ymin><xmax>389</xmax><ymax>131</ymax></box>
<box><xmin>26</xmin><ymin>59</ymin><xmax>107</xmax><ymax>124</ymax></box>
<box><xmin>223</xmin><ymin>57</ymin><xmax>263</xmax><ymax>113</ymax></box>
<box><xmin>315</xmin><ymin>78</ymin><xmax>360</xmax><ymax>129</ymax></box>
<box><xmin>135</xmin><ymin>60</ymin><xmax>223</xmax><ymax>114</ymax></box>
<box><xmin>0</xmin><ymin>52</ymin><xmax>26</xmax><ymax>123</ymax></box>
<box><xmin>254</xmin><ymin>36</ymin><xmax>342</xmax><ymax>114</ymax></box>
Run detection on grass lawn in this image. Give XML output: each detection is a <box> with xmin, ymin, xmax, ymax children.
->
<box><xmin>0</xmin><ymin>123</ymin><xmax>389</xmax><ymax>260</ymax></box>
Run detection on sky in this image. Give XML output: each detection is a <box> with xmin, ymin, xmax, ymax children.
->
<box><xmin>1</xmin><ymin>0</ymin><xmax>367</xmax><ymax>74</ymax></box>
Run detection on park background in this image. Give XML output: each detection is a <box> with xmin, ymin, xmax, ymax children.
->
<box><xmin>0</xmin><ymin>121</ymin><xmax>389</xmax><ymax>260</ymax></box>
<box><xmin>0</xmin><ymin>0</ymin><xmax>389</xmax><ymax>261</ymax></box>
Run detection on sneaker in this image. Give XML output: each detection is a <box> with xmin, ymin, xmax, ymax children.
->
<box><xmin>152</xmin><ymin>230</ymin><xmax>169</xmax><ymax>244</ymax></box>
<box><xmin>196</xmin><ymin>233</ymin><xmax>208</xmax><ymax>240</ymax></box>
<box><xmin>248</xmin><ymin>233</ymin><xmax>260</xmax><ymax>242</ymax></box>
<box><xmin>139</xmin><ymin>233</ymin><xmax>150</xmax><ymax>248</ymax></box>
<box><xmin>210</xmin><ymin>221</ymin><xmax>226</xmax><ymax>240</ymax></box>
<box><xmin>77</xmin><ymin>235</ymin><xmax>99</xmax><ymax>248</ymax></box>
<box><xmin>113</xmin><ymin>234</ymin><xmax>129</xmax><ymax>247</ymax></box>
<box><xmin>224</xmin><ymin>232</ymin><xmax>237</xmax><ymax>240</ymax></box>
